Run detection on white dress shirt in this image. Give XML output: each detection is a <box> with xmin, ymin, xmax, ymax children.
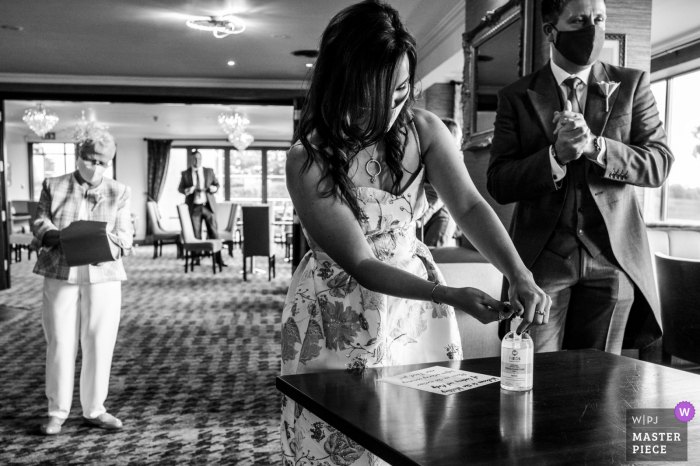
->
<box><xmin>549</xmin><ymin>60</ymin><xmax>607</xmax><ymax>182</ymax></box>
<box><xmin>192</xmin><ymin>166</ymin><xmax>207</xmax><ymax>205</ymax></box>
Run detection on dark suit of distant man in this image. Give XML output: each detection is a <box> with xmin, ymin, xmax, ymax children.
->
<box><xmin>487</xmin><ymin>0</ymin><xmax>673</xmax><ymax>354</ymax></box>
<box><xmin>178</xmin><ymin>151</ymin><xmax>221</xmax><ymax>240</ymax></box>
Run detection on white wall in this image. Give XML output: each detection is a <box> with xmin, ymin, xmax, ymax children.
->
<box><xmin>6</xmin><ymin>131</ymin><xmax>30</xmax><ymax>201</ymax></box>
<box><xmin>115</xmin><ymin>137</ymin><xmax>148</xmax><ymax>240</ymax></box>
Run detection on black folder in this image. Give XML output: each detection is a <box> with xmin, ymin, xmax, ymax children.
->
<box><xmin>60</xmin><ymin>220</ymin><xmax>114</xmax><ymax>267</ymax></box>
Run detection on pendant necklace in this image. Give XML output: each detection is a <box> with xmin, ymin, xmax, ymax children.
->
<box><xmin>364</xmin><ymin>143</ymin><xmax>381</xmax><ymax>183</ymax></box>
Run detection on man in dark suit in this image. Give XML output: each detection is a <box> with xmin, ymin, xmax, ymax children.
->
<box><xmin>487</xmin><ymin>0</ymin><xmax>673</xmax><ymax>354</ymax></box>
<box><xmin>178</xmin><ymin>150</ymin><xmax>226</xmax><ymax>266</ymax></box>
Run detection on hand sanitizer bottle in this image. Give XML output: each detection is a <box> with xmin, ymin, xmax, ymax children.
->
<box><xmin>500</xmin><ymin>316</ymin><xmax>533</xmax><ymax>391</ymax></box>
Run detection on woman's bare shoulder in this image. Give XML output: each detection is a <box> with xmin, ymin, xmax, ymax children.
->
<box><xmin>411</xmin><ymin>108</ymin><xmax>444</xmax><ymax>134</ymax></box>
<box><xmin>286</xmin><ymin>139</ymin><xmax>327</xmax><ymax>191</ymax></box>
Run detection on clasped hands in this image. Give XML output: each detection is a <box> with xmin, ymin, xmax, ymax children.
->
<box><xmin>185</xmin><ymin>185</ymin><xmax>217</xmax><ymax>195</ymax></box>
<box><xmin>553</xmin><ymin>101</ymin><xmax>597</xmax><ymax>164</ymax></box>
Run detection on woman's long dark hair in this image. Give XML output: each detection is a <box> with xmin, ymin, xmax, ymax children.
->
<box><xmin>296</xmin><ymin>0</ymin><xmax>418</xmax><ymax>218</ymax></box>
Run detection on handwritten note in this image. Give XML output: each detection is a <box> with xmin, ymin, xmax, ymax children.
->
<box><xmin>379</xmin><ymin>366</ymin><xmax>499</xmax><ymax>396</ymax></box>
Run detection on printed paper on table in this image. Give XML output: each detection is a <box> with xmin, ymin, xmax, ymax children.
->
<box><xmin>379</xmin><ymin>366</ymin><xmax>500</xmax><ymax>396</ymax></box>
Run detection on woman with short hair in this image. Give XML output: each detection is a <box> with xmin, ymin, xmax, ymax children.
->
<box><xmin>33</xmin><ymin>127</ymin><xmax>132</xmax><ymax>435</ymax></box>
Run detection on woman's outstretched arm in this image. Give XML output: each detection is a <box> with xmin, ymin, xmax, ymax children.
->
<box><xmin>287</xmin><ymin>143</ymin><xmax>509</xmax><ymax>324</ymax></box>
<box><xmin>414</xmin><ymin>109</ymin><xmax>551</xmax><ymax>332</ymax></box>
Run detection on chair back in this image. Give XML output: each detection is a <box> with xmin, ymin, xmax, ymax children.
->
<box><xmin>242</xmin><ymin>205</ymin><xmax>273</xmax><ymax>256</ymax></box>
<box><xmin>215</xmin><ymin>202</ymin><xmax>239</xmax><ymax>233</ymax></box>
<box><xmin>655</xmin><ymin>252</ymin><xmax>700</xmax><ymax>364</ymax></box>
<box><xmin>177</xmin><ymin>204</ymin><xmax>198</xmax><ymax>244</ymax></box>
<box><xmin>147</xmin><ymin>201</ymin><xmax>160</xmax><ymax>234</ymax></box>
<box><xmin>27</xmin><ymin>201</ymin><xmax>38</xmax><ymax>224</ymax></box>
<box><xmin>227</xmin><ymin>204</ymin><xmax>240</xmax><ymax>232</ymax></box>
<box><xmin>9</xmin><ymin>200</ymin><xmax>36</xmax><ymax>233</ymax></box>
<box><xmin>10</xmin><ymin>200</ymin><xmax>30</xmax><ymax>215</ymax></box>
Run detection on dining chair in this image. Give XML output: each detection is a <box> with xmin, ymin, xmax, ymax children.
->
<box><xmin>655</xmin><ymin>252</ymin><xmax>700</xmax><ymax>365</ymax></box>
<box><xmin>177</xmin><ymin>204</ymin><xmax>223</xmax><ymax>274</ymax></box>
<box><xmin>241</xmin><ymin>205</ymin><xmax>275</xmax><ymax>281</ymax></box>
<box><xmin>9</xmin><ymin>200</ymin><xmax>38</xmax><ymax>262</ymax></box>
<box><xmin>216</xmin><ymin>202</ymin><xmax>240</xmax><ymax>257</ymax></box>
<box><xmin>147</xmin><ymin>201</ymin><xmax>182</xmax><ymax>259</ymax></box>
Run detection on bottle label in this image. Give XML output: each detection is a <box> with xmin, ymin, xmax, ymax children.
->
<box><xmin>501</xmin><ymin>347</ymin><xmax>533</xmax><ymax>384</ymax></box>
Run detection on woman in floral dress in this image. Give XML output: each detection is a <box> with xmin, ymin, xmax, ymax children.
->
<box><xmin>280</xmin><ymin>1</ymin><xmax>551</xmax><ymax>464</ymax></box>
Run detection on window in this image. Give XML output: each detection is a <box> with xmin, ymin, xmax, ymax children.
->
<box><xmin>30</xmin><ymin>142</ymin><xmax>115</xmax><ymax>201</ymax></box>
<box><xmin>647</xmin><ymin>69</ymin><xmax>700</xmax><ymax>224</ymax></box>
<box><xmin>158</xmin><ymin>146</ymin><xmax>291</xmax><ymax>235</ymax></box>
<box><xmin>157</xmin><ymin>148</ymin><xmax>226</xmax><ymax>230</ymax></box>
<box><xmin>230</xmin><ymin>149</ymin><xmax>263</xmax><ymax>203</ymax></box>
<box><xmin>267</xmin><ymin>150</ymin><xmax>293</xmax><ymax>243</ymax></box>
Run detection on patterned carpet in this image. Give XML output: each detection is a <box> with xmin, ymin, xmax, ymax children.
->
<box><xmin>0</xmin><ymin>246</ymin><xmax>288</xmax><ymax>465</ymax></box>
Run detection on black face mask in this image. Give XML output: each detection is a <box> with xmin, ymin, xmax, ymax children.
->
<box><xmin>551</xmin><ymin>24</ymin><xmax>605</xmax><ymax>67</ymax></box>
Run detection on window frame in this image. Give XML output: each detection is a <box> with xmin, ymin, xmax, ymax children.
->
<box><xmin>649</xmin><ymin>65</ymin><xmax>700</xmax><ymax>225</ymax></box>
<box><xmin>171</xmin><ymin>145</ymin><xmax>289</xmax><ymax>204</ymax></box>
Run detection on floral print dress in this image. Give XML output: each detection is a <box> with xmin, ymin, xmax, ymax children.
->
<box><xmin>280</xmin><ymin>144</ymin><xmax>463</xmax><ymax>466</ymax></box>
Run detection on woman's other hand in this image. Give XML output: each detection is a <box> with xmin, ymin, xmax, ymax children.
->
<box><xmin>507</xmin><ymin>273</ymin><xmax>551</xmax><ymax>333</ymax></box>
<box><xmin>441</xmin><ymin>286</ymin><xmax>513</xmax><ymax>324</ymax></box>
<box><xmin>42</xmin><ymin>230</ymin><xmax>61</xmax><ymax>247</ymax></box>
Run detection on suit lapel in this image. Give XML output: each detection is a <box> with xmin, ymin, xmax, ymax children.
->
<box><xmin>584</xmin><ymin>61</ymin><xmax>617</xmax><ymax>137</ymax></box>
<box><xmin>527</xmin><ymin>63</ymin><xmax>564</xmax><ymax>145</ymax></box>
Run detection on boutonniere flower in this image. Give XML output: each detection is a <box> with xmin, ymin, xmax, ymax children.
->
<box><xmin>597</xmin><ymin>81</ymin><xmax>621</xmax><ymax>112</ymax></box>
<box><xmin>88</xmin><ymin>190</ymin><xmax>105</xmax><ymax>211</ymax></box>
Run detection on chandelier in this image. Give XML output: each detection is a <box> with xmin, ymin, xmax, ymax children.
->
<box><xmin>72</xmin><ymin>111</ymin><xmax>109</xmax><ymax>143</ymax></box>
<box><xmin>186</xmin><ymin>15</ymin><xmax>246</xmax><ymax>38</ymax></box>
<box><xmin>23</xmin><ymin>103</ymin><xmax>59</xmax><ymax>137</ymax></box>
<box><xmin>218</xmin><ymin>112</ymin><xmax>254</xmax><ymax>151</ymax></box>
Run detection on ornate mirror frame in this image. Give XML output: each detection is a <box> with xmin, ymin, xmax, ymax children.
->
<box><xmin>462</xmin><ymin>0</ymin><xmax>534</xmax><ymax>150</ymax></box>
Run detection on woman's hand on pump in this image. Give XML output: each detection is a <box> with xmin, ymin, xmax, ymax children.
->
<box><xmin>436</xmin><ymin>285</ymin><xmax>514</xmax><ymax>324</ymax></box>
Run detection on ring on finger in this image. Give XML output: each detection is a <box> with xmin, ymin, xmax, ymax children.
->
<box><xmin>534</xmin><ymin>310</ymin><xmax>546</xmax><ymax>316</ymax></box>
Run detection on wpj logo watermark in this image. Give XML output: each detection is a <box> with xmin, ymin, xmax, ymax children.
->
<box><xmin>626</xmin><ymin>402</ymin><xmax>695</xmax><ymax>462</ymax></box>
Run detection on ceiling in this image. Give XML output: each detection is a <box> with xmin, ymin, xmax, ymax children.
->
<box><xmin>651</xmin><ymin>0</ymin><xmax>700</xmax><ymax>56</ymax></box>
<box><xmin>0</xmin><ymin>0</ymin><xmax>462</xmax><ymax>85</ymax></box>
<box><xmin>6</xmin><ymin>100</ymin><xmax>294</xmax><ymax>142</ymax></box>
<box><xmin>1</xmin><ymin>1</ymin><xmax>697</xmax><ymax>142</ymax></box>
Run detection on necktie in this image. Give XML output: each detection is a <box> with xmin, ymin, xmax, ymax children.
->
<box><xmin>563</xmin><ymin>76</ymin><xmax>582</xmax><ymax>114</ymax></box>
<box><xmin>195</xmin><ymin>170</ymin><xmax>201</xmax><ymax>191</ymax></box>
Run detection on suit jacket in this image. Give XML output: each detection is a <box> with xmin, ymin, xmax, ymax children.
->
<box><xmin>487</xmin><ymin>61</ymin><xmax>674</xmax><ymax>349</ymax></box>
<box><xmin>178</xmin><ymin>167</ymin><xmax>220</xmax><ymax>211</ymax></box>
<box><xmin>32</xmin><ymin>173</ymin><xmax>133</xmax><ymax>282</ymax></box>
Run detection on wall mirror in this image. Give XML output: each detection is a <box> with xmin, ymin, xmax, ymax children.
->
<box><xmin>462</xmin><ymin>0</ymin><xmax>533</xmax><ymax>150</ymax></box>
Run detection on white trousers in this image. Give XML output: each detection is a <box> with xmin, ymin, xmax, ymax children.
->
<box><xmin>42</xmin><ymin>277</ymin><xmax>122</xmax><ymax>419</ymax></box>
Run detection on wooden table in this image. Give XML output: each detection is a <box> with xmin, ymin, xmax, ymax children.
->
<box><xmin>277</xmin><ymin>349</ymin><xmax>699</xmax><ymax>465</ymax></box>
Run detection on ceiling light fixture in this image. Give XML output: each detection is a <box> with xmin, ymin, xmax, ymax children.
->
<box><xmin>186</xmin><ymin>15</ymin><xmax>246</xmax><ymax>38</ymax></box>
<box><xmin>23</xmin><ymin>103</ymin><xmax>59</xmax><ymax>137</ymax></box>
<box><xmin>227</xmin><ymin>60</ymin><xmax>235</xmax><ymax>66</ymax></box>
<box><xmin>72</xmin><ymin>111</ymin><xmax>109</xmax><ymax>143</ymax></box>
<box><xmin>218</xmin><ymin>112</ymin><xmax>254</xmax><ymax>151</ymax></box>
<box><xmin>305</xmin><ymin>63</ymin><xmax>313</xmax><ymax>68</ymax></box>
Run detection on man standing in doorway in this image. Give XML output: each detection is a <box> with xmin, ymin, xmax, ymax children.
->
<box><xmin>178</xmin><ymin>150</ymin><xmax>226</xmax><ymax>266</ymax></box>
<box><xmin>487</xmin><ymin>0</ymin><xmax>673</xmax><ymax>354</ymax></box>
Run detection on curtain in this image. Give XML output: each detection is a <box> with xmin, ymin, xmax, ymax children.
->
<box><xmin>146</xmin><ymin>139</ymin><xmax>172</xmax><ymax>236</ymax></box>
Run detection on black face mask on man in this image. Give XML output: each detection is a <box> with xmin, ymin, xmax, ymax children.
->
<box><xmin>550</xmin><ymin>24</ymin><xmax>605</xmax><ymax>67</ymax></box>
